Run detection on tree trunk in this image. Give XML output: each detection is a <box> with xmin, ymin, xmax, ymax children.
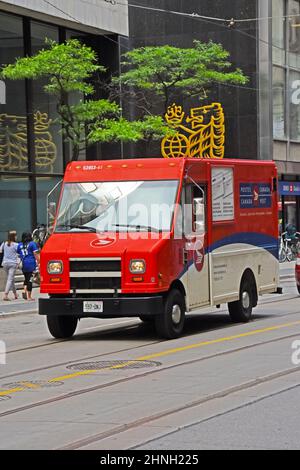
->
<box><xmin>72</xmin><ymin>144</ymin><xmax>80</xmax><ymax>161</ymax></box>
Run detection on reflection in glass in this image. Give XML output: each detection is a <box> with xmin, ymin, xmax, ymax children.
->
<box><xmin>273</xmin><ymin>66</ymin><xmax>286</xmax><ymax>139</ymax></box>
<box><xmin>31</xmin><ymin>21</ymin><xmax>63</xmax><ymax>174</ymax></box>
<box><xmin>55</xmin><ymin>180</ymin><xmax>179</xmax><ymax>233</ymax></box>
<box><xmin>0</xmin><ymin>12</ymin><xmax>28</xmax><ymax>172</ymax></box>
<box><xmin>290</xmin><ymin>70</ymin><xmax>300</xmax><ymax>141</ymax></box>
<box><xmin>36</xmin><ymin>176</ymin><xmax>62</xmax><ymax>227</ymax></box>
<box><xmin>273</xmin><ymin>0</ymin><xmax>286</xmax><ymax>65</ymax></box>
<box><xmin>0</xmin><ymin>176</ymin><xmax>31</xmax><ymax>240</ymax></box>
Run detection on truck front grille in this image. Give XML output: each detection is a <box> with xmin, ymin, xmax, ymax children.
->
<box><xmin>69</xmin><ymin>257</ymin><xmax>121</xmax><ymax>294</ymax></box>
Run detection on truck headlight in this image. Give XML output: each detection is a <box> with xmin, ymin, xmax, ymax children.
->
<box><xmin>130</xmin><ymin>259</ymin><xmax>146</xmax><ymax>274</ymax></box>
<box><xmin>47</xmin><ymin>261</ymin><xmax>63</xmax><ymax>274</ymax></box>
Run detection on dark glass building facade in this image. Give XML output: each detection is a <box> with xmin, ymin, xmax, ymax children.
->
<box><xmin>120</xmin><ymin>0</ymin><xmax>259</xmax><ymax>161</ymax></box>
<box><xmin>0</xmin><ymin>9</ymin><xmax>117</xmax><ymax>241</ymax></box>
<box><xmin>1</xmin><ymin>0</ymin><xmax>300</xmax><ymax>239</ymax></box>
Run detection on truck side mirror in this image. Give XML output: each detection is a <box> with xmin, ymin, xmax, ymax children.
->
<box><xmin>47</xmin><ymin>202</ymin><xmax>56</xmax><ymax>231</ymax></box>
<box><xmin>193</xmin><ymin>197</ymin><xmax>205</xmax><ymax>234</ymax></box>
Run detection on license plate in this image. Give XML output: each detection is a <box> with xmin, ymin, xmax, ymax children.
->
<box><xmin>83</xmin><ymin>301</ymin><xmax>103</xmax><ymax>313</ymax></box>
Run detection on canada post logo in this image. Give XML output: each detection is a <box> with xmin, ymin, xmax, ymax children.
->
<box><xmin>90</xmin><ymin>238</ymin><xmax>115</xmax><ymax>248</ymax></box>
<box><xmin>240</xmin><ymin>183</ymin><xmax>272</xmax><ymax>209</ymax></box>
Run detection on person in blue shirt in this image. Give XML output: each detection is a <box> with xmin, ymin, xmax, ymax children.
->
<box><xmin>17</xmin><ymin>232</ymin><xmax>40</xmax><ymax>301</ymax></box>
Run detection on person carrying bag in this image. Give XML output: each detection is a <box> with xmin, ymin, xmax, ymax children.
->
<box><xmin>0</xmin><ymin>231</ymin><xmax>19</xmax><ymax>301</ymax></box>
<box><xmin>17</xmin><ymin>232</ymin><xmax>40</xmax><ymax>301</ymax></box>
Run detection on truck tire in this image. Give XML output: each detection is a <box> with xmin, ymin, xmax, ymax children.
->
<box><xmin>228</xmin><ymin>279</ymin><xmax>254</xmax><ymax>323</ymax></box>
<box><xmin>46</xmin><ymin>315</ymin><xmax>78</xmax><ymax>339</ymax></box>
<box><xmin>155</xmin><ymin>289</ymin><xmax>185</xmax><ymax>339</ymax></box>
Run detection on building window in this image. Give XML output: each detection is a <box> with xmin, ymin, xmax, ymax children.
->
<box><xmin>289</xmin><ymin>70</ymin><xmax>300</xmax><ymax>140</ymax></box>
<box><xmin>31</xmin><ymin>21</ymin><xmax>63</xmax><ymax>174</ymax></box>
<box><xmin>0</xmin><ymin>176</ymin><xmax>32</xmax><ymax>240</ymax></box>
<box><xmin>0</xmin><ymin>12</ymin><xmax>28</xmax><ymax>172</ymax></box>
<box><xmin>273</xmin><ymin>66</ymin><xmax>287</xmax><ymax>139</ymax></box>
<box><xmin>288</xmin><ymin>0</ymin><xmax>300</xmax><ymax>68</ymax></box>
<box><xmin>273</xmin><ymin>0</ymin><xmax>286</xmax><ymax>65</ymax></box>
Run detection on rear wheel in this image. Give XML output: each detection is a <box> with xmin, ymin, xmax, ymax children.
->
<box><xmin>297</xmin><ymin>285</ymin><xmax>300</xmax><ymax>295</ymax></box>
<box><xmin>228</xmin><ymin>279</ymin><xmax>254</xmax><ymax>323</ymax></box>
<box><xmin>286</xmin><ymin>247</ymin><xmax>294</xmax><ymax>262</ymax></box>
<box><xmin>279</xmin><ymin>247</ymin><xmax>286</xmax><ymax>263</ymax></box>
<box><xmin>155</xmin><ymin>289</ymin><xmax>185</xmax><ymax>339</ymax></box>
<box><xmin>46</xmin><ymin>315</ymin><xmax>78</xmax><ymax>339</ymax></box>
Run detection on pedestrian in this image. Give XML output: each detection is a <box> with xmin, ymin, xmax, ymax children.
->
<box><xmin>0</xmin><ymin>231</ymin><xmax>19</xmax><ymax>301</ymax></box>
<box><xmin>17</xmin><ymin>232</ymin><xmax>40</xmax><ymax>301</ymax></box>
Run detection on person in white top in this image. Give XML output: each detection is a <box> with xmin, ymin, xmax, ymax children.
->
<box><xmin>0</xmin><ymin>231</ymin><xmax>19</xmax><ymax>301</ymax></box>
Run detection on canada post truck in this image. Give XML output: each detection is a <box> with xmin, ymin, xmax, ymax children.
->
<box><xmin>39</xmin><ymin>158</ymin><xmax>279</xmax><ymax>339</ymax></box>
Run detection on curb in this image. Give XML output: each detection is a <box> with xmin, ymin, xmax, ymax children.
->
<box><xmin>0</xmin><ymin>309</ymin><xmax>37</xmax><ymax>318</ymax></box>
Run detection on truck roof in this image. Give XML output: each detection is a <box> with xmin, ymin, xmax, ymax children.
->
<box><xmin>64</xmin><ymin>158</ymin><xmax>276</xmax><ymax>183</ymax></box>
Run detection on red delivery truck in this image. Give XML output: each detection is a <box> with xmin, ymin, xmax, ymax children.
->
<box><xmin>39</xmin><ymin>158</ymin><xmax>279</xmax><ymax>339</ymax></box>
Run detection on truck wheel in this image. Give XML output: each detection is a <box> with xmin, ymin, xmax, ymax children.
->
<box><xmin>155</xmin><ymin>289</ymin><xmax>185</xmax><ymax>339</ymax></box>
<box><xmin>228</xmin><ymin>280</ymin><xmax>254</xmax><ymax>323</ymax></box>
<box><xmin>46</xmin><ymin>315</ymin><xmax>78</xmax><ymax>339</ymax></box>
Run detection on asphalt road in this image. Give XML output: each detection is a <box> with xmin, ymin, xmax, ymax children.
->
<box><xmin>0</xmin><ymin>263</ymin><xmax>299</xmax><ymax>450</ymax></box>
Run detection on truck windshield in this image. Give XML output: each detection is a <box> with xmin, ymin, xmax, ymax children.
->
<box><xmin>55</xmin><ymin>180</ymin><xmax>179</xmax><ymax>233</ymax></box>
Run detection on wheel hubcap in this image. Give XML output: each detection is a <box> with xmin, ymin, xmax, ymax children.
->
<box><xmin>242</xmin><ymin>291</ymin><xmax>250</xmax><ymax>309</ymax></box>
<box><xmin>172</xmin><ymin>304</ymin><xmax>182</xmax><ymax>325</ymax></box>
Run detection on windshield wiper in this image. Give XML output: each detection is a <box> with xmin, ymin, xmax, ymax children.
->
<box><xmin>113</xmin><ymin>224</ymin><xmax>162</xmax><ymax>233</ymax></box>
<box><xmin>56</xmin><ymin>224</ymin><xmax>97</xmax><ymax>233</ymax></box>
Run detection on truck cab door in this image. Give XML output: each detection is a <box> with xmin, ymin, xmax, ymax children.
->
<box><xmin>184</xmin><ymin>183</ymin><xmax>210</xmax><ymax>309</ymax></box>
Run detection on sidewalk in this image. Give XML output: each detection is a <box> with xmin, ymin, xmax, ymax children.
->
<box><xmin>279</xmin><ymin>260</ymin><xmax>296</xmax><ymax>280</ymax></box>
<box><xmin>0</xmin><ymin>262</ymin><xmax>296</xmax><ymax>317</ymax></box>
<box><xmin>0</xmin><ymin>287</ymin><xmax>46</xmax><ymax>317</ymax></box>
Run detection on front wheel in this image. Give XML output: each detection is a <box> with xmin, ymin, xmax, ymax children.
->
<box><xmin>228</xmin><ymin>280</ymin><xmax>254</xmax><ymax>323</ymax></box>
<box><xmin>46</xmin><ymin>315</ymin><xmax>78</xmax><ymax>339</ymax></box>
<box><xmin>155</xmin><ymin>289</ymin><xmax>186</xmax><ymax>339</ymax></box>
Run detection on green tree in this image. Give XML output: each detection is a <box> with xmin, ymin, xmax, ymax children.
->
<box><xmin>112</xmin><ymin>41</ymin><xmax>248</xmax><ymax>112</ymax></box>
<box><xmin>1</xmin><ymin>39</ymin><xmax>172</xmax><ymax>160</ymax></box>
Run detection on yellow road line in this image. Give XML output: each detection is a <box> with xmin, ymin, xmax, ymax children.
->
<box><xmin>49</xmin><ymin>370</ymin><xmax>98</xmax><ymax>383</ymax></box>
<box><xmin>19</xmin><ymin>382</ymin><xmax>41</xmax><ymax>390</ymax></box>
<box><xmin>0</xmin><ymin>319</ymin><xmax>300</xmax><ymax>398</ymax></box>
<box><xmin>0</xmin><ymin>387</ymin><xmax>25</xmax><ymax>397</ymax></box>
<box><xmin>137</xmin><ymin>320</ymin><xmax>300</xmax><ymax>361</ymax></box>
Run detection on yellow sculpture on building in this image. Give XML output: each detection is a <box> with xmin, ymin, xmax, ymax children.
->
<box><xmin>0</xmin><ymin>111</ymin><xmax>57</xmax><ymax>172</ymax></box>
<box><xmin>162</xmin><ymin>102</ymin><xmax>225</xmax><ymax>159</ymax></box>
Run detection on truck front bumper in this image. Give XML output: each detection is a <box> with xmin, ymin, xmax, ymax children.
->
<box><xmin>39</xmin><ymin>295</ymin><xmax>164</xmax><ymax>319</ymax></box>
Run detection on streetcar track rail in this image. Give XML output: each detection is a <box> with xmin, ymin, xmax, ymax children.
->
<box><xmin>4</xmin><ymin>293</ymin><xmax>300</xmax><ymax>357</ymax></box>
<box><xmin>1</xmin><ymin>296</ymin><xmax>300</xmax><ymax>382</ymax></box>
<box><xmin>0</xmin><ymin>328</ymin><xmax>299</xmax><ymax>421</ymax></box>
<box><xmin>59</xmin><ymin>364</ymin><xmax>300</xmax><ymax>450</ymax></box>
<box><xmin>0</xmin><ymin>337</ymin><xmax>163</xmax><ymax>381</ymax></box>
<box><xmin>129</xmin><ymin>383</ymin><xmax>300</xmax><ymax>450</ymax></box>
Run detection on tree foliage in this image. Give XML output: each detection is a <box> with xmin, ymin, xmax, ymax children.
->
<box><xmin>113</xmin><ymin>41</ymin><xmax>248</xmax><ymax>111</ymax></box>
<box><xmin>1</xmin><ymin>39</ymin><xmax>248</xmax><ymax>161</ymax></box>
<box><xmin>1</xmin><ymin>39</ymin><xmax>172</xmax><ymax>160</ymax></box>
